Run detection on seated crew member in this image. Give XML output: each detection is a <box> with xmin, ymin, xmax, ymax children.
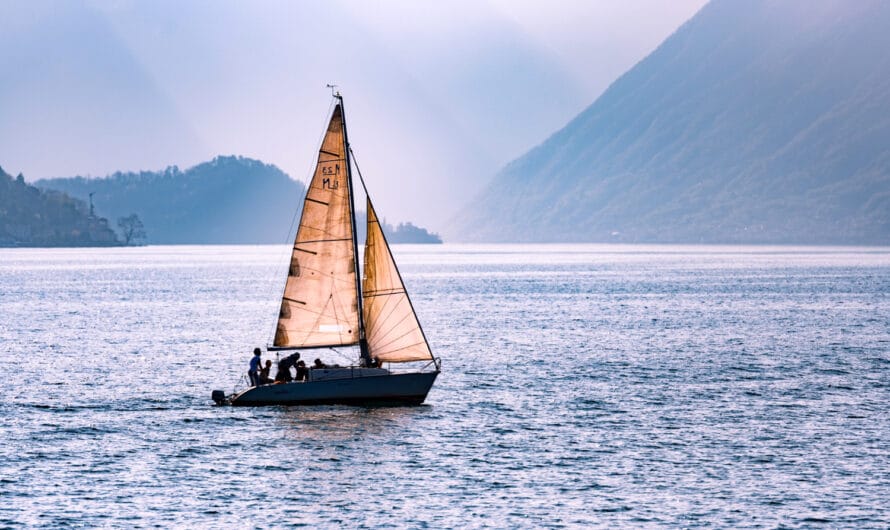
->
<box><xmin>295</xmin><ymin>360</ymin><xmax>309</xmax><ymax>382</ymax></box>
<box><xmin>259</xmin><ymin>359</ymin><xmax>273</xmax><ymax>385</ymax></box>
<box><xmin>313</xmin><ymin>358</ymin><xmax>327</xmax><ymax>370</ymax></box>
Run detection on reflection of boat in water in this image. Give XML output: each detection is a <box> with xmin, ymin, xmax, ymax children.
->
<box><xmin>276</xmin><ymin>404</ymin><xmax>431</xmax><ymax>443</ymax></box>
<box><xmin>213</xmin><ymin>92</ymin><xmax>439</xmax><ymax>406</ymax></box>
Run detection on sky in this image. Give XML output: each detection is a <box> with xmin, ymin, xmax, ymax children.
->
<box><xmin>0</xmin><ymin>0</ymin><xmax>707</xmax><ymax>229</ymax></box>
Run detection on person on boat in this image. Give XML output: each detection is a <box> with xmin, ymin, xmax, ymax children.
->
<box><xmin>248</xmin><ymin>348</ymin><xmax>262</xmax><ymax>386</ymax></box>
<box><xmin>275</xmin><ymin>352</ymin><xmax>300</xmax><ymax>383</ymax></box>
<box><xmin>259</xmin><ymin>359</ymin><xmax>273</xmax><ymax>385</ymax></box>
<box><xmin>295</xmin><ymin>360</ymin><xmax>309</xmax><ymax>381</ymax></box>
<box><xmin>313</xmin><ymin>358</ymin><xmax>327</xmax><ymax>370</ymax></box>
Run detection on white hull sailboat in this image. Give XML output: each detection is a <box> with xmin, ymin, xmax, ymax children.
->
<box><xmin>213</xmin><ymin>93</ymin><xmax>440</xmax><ymax>406</ymax></box>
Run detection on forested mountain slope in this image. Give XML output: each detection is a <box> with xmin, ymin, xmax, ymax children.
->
<box><xmin>454</xmin><ymin>0</ymin><xmax>890</xmax><ymax>243</ymax></box>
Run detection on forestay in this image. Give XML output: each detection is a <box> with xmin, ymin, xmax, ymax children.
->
<box><xmin>274</xmin><ymin>105</ymin><xmax>360</xmax><ymax>348</ymax></box>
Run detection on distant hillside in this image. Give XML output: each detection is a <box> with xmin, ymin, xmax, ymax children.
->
<box><xmin>0</xmin><ymin>167</ymin><xmax>119</xmax><ymax>247</ymax></box>
<box><xmin>38</xmin><ymin>156</ymin><xmax>307</xmax><ymax>245</ymax></box>
<box><xmin>454</xmin><ymin>0</ymin><xmax>890</xmax><ymax>244</ymax></box>
<box><xmin>356</xmin><ymin>220</ymin><xmax>442</xmax><ymax>245</ymax></box>
<box><xmin>384</xmin><ymin>222</ymin><xmax>442</xmax><ymax>244</ymax></box>
<box><xmin>38</xmin><ymin>156</ymin><xmax>442</xmax><ymax>244</ymax></box>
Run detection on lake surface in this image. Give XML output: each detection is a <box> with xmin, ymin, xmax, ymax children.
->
<box><xmin>1</xmin><ymin>244</ymin><xmax>888</xmax><ymax>528</ymax></box>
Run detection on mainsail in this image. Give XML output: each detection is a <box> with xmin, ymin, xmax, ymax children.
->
<box><xmin>362</xmin><ymin>198</ymin><xmax>434</xmax><ymax>362</ymax></box>
<box><xmin>273</xmin><ymin>104</ymin><xmax>360</xmax><ymax>348</ymax></box>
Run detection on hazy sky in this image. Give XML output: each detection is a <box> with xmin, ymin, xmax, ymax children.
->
<box><xmin>0</xmin><ymin>0</ymin><xmax>706</xmax><ymax>228</ymax></box>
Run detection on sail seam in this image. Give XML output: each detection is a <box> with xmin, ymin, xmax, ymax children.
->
<box><xmin>370</xmin><ymin>311</ymin><xmax>415</xmax><ymax>350</ymax></box>
<box><xmin>284</xmin><ymin>302</ymin><xmax>354</xmax><ymax>320</ymax></box>
<box><xmin>367</xmin><ymin>297</ymin><xmax>410</xmax><ymax>345</ymax></box>
<box><xmin>363</xmin><ymin>290</ymin><xmax>406</xmax><ymax>298</ymax></box>
<box><xmin>297</xmin><ymin>224</ymin><xmax>351</xmax><ymax>242</ymax></box>
<box><xmin>375</xmin><ymin>341</ymin><xmax>427</xmax><ymax>355</ymax></box>
<box><xmin>295</xmin><ymin>237</ymin><xmax>352</xmax><ymax>245</ymax></box>
<box><xmin>366</xmin><ymin>291</ymin><xmax>399</xmax><ymax>335</ymax></box>
<box><xmin>284</xmin><ymin>265</ymin><xmax>356</xmax><ymax>283</ymax></box>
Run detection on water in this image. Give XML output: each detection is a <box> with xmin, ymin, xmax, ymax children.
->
<box><xmin>1</xmin><ymin>244</ymin><xmax>888</xmax><ymax>528</ymax></box>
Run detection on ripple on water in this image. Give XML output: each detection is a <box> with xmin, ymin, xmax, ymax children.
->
<box><xmin>0</xmin><ymin>245</ymin><xmax>889</xmax><ymax>527</ymax></box>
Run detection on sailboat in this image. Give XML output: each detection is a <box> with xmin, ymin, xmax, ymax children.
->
<box><xmin>213</xmin><ymin>94</ymin><xmax>440</xmax><ymax>406</ymax></box>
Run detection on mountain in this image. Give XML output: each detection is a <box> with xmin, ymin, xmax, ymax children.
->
<box><xmin>453</xmin><ymin>0</ymin><xmax>890</xmax><ymax>244</ymax></box>
<box><xmin>38</xmin><ymin>156</ymin><xmax>307</xmax><ymax>245</ymax></box>
<box><xmin>0</xmin><ymin>167</ymin><xmax>119</xmax><ymax>246</ymax></box>
<box><xmin>37</xmin><ymin>156</ymin><xmax>442</xmax><ymax>244</ymax></box>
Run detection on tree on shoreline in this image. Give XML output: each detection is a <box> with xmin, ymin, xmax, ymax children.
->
<box><xmin>117</xmin><ymin>214</ymin><xmax>146</xmax><ymax>245</ymax></box>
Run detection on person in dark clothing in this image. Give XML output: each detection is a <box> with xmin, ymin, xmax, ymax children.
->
<box><xmin>248</xmin><ymin>348</ymin><xmax>262</xmax><ymax>386</ymax></box>
<box><xmin>295</xmin><ymin>360</ymin><xmax>309</xmax><ymax>382</ymax></box>
<box><xmin>313</xmin><ymin>358</ymin><xmax>327</xmax><ymax>369</ymax></box>
<box><xmin>275</xmin><ymin>358</ymin><xmax>293</xmax><ymax>383</ymax></box>
<box><xmin>275</xmin><ymin>352</ymin><xmax>300</xmax><ymax>383</ymax></box>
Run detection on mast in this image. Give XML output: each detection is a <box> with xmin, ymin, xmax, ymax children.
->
<box><xmin>337</xmin><ymin>93</ymin><xmax>372</xmax><ymax>367</ymax></box>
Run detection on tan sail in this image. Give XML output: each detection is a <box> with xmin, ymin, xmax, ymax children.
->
<box><xmin>362</xmin><ymin>198</ymin><xmax>433</xmax><ymax>362</ymax></box>
<box><xmin>273</xmin><ymin>104</ymin><xmax>360</xmax><ymax>348</ymax></box>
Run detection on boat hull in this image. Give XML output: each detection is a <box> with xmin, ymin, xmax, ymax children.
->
<box><xmin>228</xmin><ymin>370</ymin><xmax>439</xmax><ymax>406</ymax></box>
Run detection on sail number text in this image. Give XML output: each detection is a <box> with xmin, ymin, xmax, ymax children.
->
<box><xmin>321</xmin><ymin>163</ymin><xmax>341</xmax><ymax>190</ymax></box>
<box><xmin>321</xmin><ymin>163</ymin><xmax>340</xmax><ymax>176</ymax></box>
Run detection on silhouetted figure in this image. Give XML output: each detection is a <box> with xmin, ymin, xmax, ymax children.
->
<box><xmin>313</xmin><ymin>358</ymin><xmax>327</xmax><ymax>369</ymax></box>
<box><xmin>248</xmin><ymin>348</ymin><xmax>262</xmax><ymax>387</ymax></box>
<box><xmin>275</xmin><ymin>352</ymin><xmax>300</xmax><ymax>383</ymax></box>
<box><xmin>295</xmin><ymin>360</ymin><xmax>309</xmax><ymax>382</ymax></box>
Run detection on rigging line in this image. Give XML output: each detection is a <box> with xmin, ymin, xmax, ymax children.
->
<box><xmin>347</xmin><ymin>122</ymin><xmax>433</xmax><ymax>362</ymax></box>
<box><xmin>338</xmin><ymin>94</ymin><xmax>369</xmax><ymax>367</ymax></box>
<box><xmin>326</xmin><ymin>346</ymin><xmax>355</xmax><ymax>365</ymax></box>
<box><xmin>304</xmin><ymin>293</ymin><xmax>336</xmax><ymax>343</ymax></box>
<box><xmin>327</xmin><ymin>275</ymin><xmax>352</xmax><ymax>348</ymax></box>
<box><xmin>349</xmin><ymin>146</ymin><xmax>371</xmax><ymax>197</ymax></box>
